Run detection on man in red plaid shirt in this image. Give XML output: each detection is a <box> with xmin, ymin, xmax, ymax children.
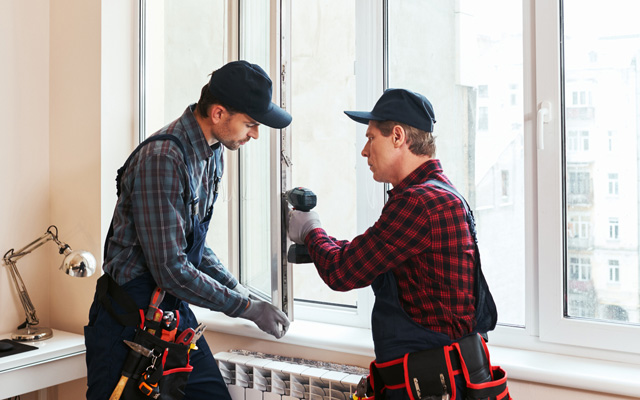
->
<box><xmin>288</xmin><ymin>89</ymin><xmax>507</xmax><ymax>400</ymax></box>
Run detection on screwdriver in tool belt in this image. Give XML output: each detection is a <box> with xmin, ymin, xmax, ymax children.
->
<box><xmin>146</xmin><ymin>287</ymin><xmax>165</xmax><ymax>335</ymax></box>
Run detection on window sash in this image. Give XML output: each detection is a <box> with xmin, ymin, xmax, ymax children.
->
<box><xmin>536</xmin><ymin>0</ymin><xmax>640</xmax><ymax>354</ymax></box>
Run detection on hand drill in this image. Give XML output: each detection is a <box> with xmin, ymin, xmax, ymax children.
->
<box><xmin>285</xmin><ymin>187</ymin><xmax>317</xmax><ymax>264</ymax></box>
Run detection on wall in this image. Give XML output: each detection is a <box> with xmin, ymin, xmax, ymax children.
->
<box><xmin>49</xmin><ymin>0</ymin><xmax>102</xmax><ymax>335</ymax></box>
<box><xmin>1</xmin><ymin>0</ymin><xmax>133</xmax><ymax>398</ymax></box>
<box><xmin>51</xmin><ymin>0</ymin><xmax>137</xmax><ymax>399</ymax></box>
<box><xmin>0</xmin><ymin>0</ymin><xmax>52</xmax><ymax>338</ymax></box>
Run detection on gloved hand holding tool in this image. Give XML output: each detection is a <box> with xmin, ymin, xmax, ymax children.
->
<box><xmin>240</xmin><ymin>298</ymin><xmax>290</xmax><ymax>339</ymax></box>
<box><xmin>285</xmin><ymin>187</ymin><xmax>320</xmax><ymax>262</ymax></box>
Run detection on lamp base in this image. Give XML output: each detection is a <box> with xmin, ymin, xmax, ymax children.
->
<box><xmin>11</xmin><ymin>326</ymin><xmax>53</xmax><ymax>341</ymax></box>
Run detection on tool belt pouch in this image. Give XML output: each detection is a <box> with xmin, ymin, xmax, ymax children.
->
<box><xmin>405</xmin><ymin>346</ymin><xmax>456</xmax><ymax>400</ymax></box>
<box><xmin>455</xmin><ymin>335</ymin><xmax>510</xmax><ymax>400</ymax></box>
<box><xmin>121</xmin><ymin>328</ymin><xmax>193</xmax><ymax>400</ymax></box>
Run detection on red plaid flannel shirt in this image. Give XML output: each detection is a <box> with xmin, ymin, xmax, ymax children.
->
<box><xmin>305</xmin><ymin>159</ymin><xmax>477</xmax><ymax>339</ymax></box>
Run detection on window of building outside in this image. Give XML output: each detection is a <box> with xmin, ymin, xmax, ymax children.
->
<box><xmin>607</xmin><ymin>173</ymin><xmax>619</xmax><ymax>196</ymax></box>
<box><xmin>608</xmin><ymin>260</ymin><xmax>620</xmax><ymax>283</ymax></box>
<box><xmin>608</xmin><ymin>131</ymin><xmax>614</xmax><ymax>151</ymax></box>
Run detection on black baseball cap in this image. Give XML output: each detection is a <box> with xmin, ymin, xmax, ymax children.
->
<box><xmin>208</xmin><ymin>61</ymin><xmax>292</xmax><ymax>129</ymax></box>
<box><xmin>344</xmin><ymin>88</ymin><xmax>436</xmax><ymax>132</ymax></box>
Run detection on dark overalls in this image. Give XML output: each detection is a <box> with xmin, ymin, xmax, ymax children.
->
<box><xmin>85</xmin><ymin>134</ymin><xmax>231</xmax><ymax>400</ymax></box>
<box><xmin>369</xmin><ymin>180</ymin><xmax>498</xmax><ymax>400</ymax></box>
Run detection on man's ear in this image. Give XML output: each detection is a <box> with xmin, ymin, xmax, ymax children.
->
<box><xmin>209</xmin><ymin>104</ymin><xmax>226</xmax><ymax>123</ymax></box>
<box><xmin>392</xmin><ymin>125</ymin><xmax>406</xmax><ymax>148</ymax></box>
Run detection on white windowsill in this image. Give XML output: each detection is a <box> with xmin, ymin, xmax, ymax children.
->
<box><xmin>193</xmin><ymin>308</ymin><xmax>640</xmax><ymax>398</ymax></box>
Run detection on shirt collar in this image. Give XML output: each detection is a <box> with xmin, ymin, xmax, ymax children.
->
<box><xmin>388</xmin><ymin>159</ymin><xmax>444</xmax><ymax>196</ymax></box>
<box><xmin>183</xmin><ymin>104</ymin><xmax>214</xmax><ymax>161</ymax></box>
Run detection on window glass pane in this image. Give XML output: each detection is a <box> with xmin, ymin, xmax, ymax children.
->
<box><xmin>290</xmin><ymin>0</ymin><xmax>359</xmax><ymax>309</ymax></box>
<box><xmin>388</xmin><ymin>1</ymin><xmax>525</xmax><ymax>326</ymax></box>
<box><xmin>563</xmin><ymin>0</ymin><xmax>640</xmax><ymax>324</ymax></box>
<box><xmin>144</xmin><ymin>0</ymin><xmax>230</xmax><ymax>266</ymax></box>
<box><xmin>239</xmin><ymin>0</ymin><xmax>273</xmax><ymax>298</ymax></box>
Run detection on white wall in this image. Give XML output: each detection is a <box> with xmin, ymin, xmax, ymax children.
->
<box><xmin>0</xmin><ymin>0</ymin><xmax>52</xmax><ymax>337</ymax></box>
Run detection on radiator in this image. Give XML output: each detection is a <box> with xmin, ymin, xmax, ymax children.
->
<box><xmin>215</xmin><ymin>350</ymin><xmax>369</xmax><ymax>400</ymax></box>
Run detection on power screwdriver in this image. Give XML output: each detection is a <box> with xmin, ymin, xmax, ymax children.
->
<box><xmin>285</xmin><ymin>187</ymin><xmax>317</xmax><ymax>264</ymax></box>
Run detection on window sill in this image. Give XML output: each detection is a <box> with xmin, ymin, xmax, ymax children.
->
<box><xmin>193</xmin><ymin>308</ymin><xmax>640</xmax><ymax>398</ymax></box>
<box><xmin>192</xmin><ymin>307</ymin><xmax>375</xmax><ymax>357</ymax></box>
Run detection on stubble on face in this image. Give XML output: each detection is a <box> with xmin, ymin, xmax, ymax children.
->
<box><xmin>213</xmin><ymin>113</ymin><xmax>257</xmax><ymax>151</ymax></box>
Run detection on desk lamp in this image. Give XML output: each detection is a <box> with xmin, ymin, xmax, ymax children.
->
<box><xmin>2</xmin><ymin>225</ymin><xmax>96</xmax><ymax>341</ymax></box>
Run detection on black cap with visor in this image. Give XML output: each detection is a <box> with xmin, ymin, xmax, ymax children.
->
<box><xmin>208</xmin><ymin>61</ymin><xmax>292</xmax><ymax>129</ymax></box>
<box><xmin>344</xmin><ymin>88</ymin><xmax>436</xmax><ymax>132</ymax></box>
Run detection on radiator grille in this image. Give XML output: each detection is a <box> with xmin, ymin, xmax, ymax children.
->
<box><xmin>215</xmin><ymin>350</ymin><xmax>368</xmax><ymax>400</ymax></box>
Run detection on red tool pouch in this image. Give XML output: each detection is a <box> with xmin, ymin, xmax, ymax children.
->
<box><xmin>454</xmin><ymin>336</ymin><xmax>510</xmax><ymax>400</ymax></box>
<box><xmin>120</xmin><ymin>328</ymin><xmax>194</xmax><ymax>400</ymax></box>
<box><xmin>404</xmin><ymin>345</ymin><xmax>457</xmax><ymax>400</ymax></box>
<box><xmin>96</xmin><ymin>275</ymin><xmax>194</xmax><ymax>400</ymax></box>
<box><xmin>370</xmin><ymin>335</ymin><xmax>511</xmax><ymax>400</ymax></box>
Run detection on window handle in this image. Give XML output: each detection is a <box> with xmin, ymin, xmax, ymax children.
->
<box><xmin>537</xmin><ymin>101</ymin><xmax>551</xmax><ymax>150</ymax></box>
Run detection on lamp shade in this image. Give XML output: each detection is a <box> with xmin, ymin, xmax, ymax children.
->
<box><xmin>60</xmin><ymin>249</ymin><xmax>96</xmax><ymax>277</ymax></box>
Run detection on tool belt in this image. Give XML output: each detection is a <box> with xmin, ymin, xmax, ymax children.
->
<box><xmin>97</xmin><ymin>274</ymin><xmax>196</xmax><ymax>400</ymax></box>
<box><xmin>364</xmin><ymin>334</ymin><xmax>510</xmax><ymax>400</ymax></box>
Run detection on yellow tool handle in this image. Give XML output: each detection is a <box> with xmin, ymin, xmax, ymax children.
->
<box><xmin>109</xmin><ymin>375</ymin><xmax>128</xmax><ymax>400</ymax></box>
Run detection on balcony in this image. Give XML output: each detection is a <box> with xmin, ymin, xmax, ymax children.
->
<box><xmin>567</xmin><ymin>236</ymin><xmax>594</xmax><ymax>250</ymax></box>
<box><xmin>567</xmin><ymin>192</ymin><xmax>593</xmax><ymax>207</ymax></box>
<box><xmin>566</xmin><ymin>106</ymin><xmax>595</xmax><ymax>121</ymax></box>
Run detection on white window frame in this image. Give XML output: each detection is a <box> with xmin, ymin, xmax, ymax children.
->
<box><xmin>535</xmin><ymin>0</ymin><xmax>640</xmax><ymax>356</ymax></box>
<box><xmin>276</xmin><ymin>0</ymin><xmax>383</xmax><ymax>328</ymax></box>
<box><xmin>135</xmin><ymin>0</ymin><xmax>640</xmax><ymax>367</ymax></box>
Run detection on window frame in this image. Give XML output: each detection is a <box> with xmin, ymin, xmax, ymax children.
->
<box><xmin>135</xmin><ymin>0</ymin><xmax>640</xmax><ymax>365</ymax></box>
<box><xmin>535</xmin><ymin>0</ymin><xmax>640</xmax><ymax>356</ymax></box>
<box><xmin>276</xmin><ymin>0</ymin><xmax>384</xmax><ymax>328</ymax></box>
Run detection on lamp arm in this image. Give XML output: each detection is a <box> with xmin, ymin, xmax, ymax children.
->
<box><xmin>4</xmin><ymin>227</ymin><xmax>59</xmax><ymax>263</ymax></box>
<box><xmin>4</xmin><ymin>257</ymin><xmax>40</xmax><ymax>326</ymax></box>
<box><xmin>1</xmin><ymin>226</ymin><xmax>62</xmax><ymax>328</ymax></box>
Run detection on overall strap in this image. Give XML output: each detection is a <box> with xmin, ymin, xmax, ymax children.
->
<box><xmin>104</xmin><ymin>134</ymin><xmax>198</xmax><ymax>258</ymax></box>
<box><xmin>425</xmin><ymin>179</ymin><xmax>477</xmax><ymax>242</ymax></box>
<box><xmin>116</xmin><ymin>134</ymin><xmax>197</xmax><ymax>209</ymax></box>
<box><xmin>96</xmin><ymin>274</ymin><xmax>143</xmax><ymax>327</ymax></box>
<box><xmin>424</xmin><ymin>179</ymin><xmax>497</xmax><ymax>335</ymax></box>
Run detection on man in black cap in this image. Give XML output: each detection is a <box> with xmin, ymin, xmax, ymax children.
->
<box><xmin>288</xmin><ymin>89</ymin><xmax>505</xmax><ymax>399</ymax></box>
<box><xmin>85</xmin><ymin>61</ymin><xmax>291</xmax><ymax>400</ymax></box>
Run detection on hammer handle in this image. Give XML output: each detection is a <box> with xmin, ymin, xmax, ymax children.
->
<box><xmin>109</xmin><ymin>375</ymin><xmax>128</xmax><ymax>400</ymax></box>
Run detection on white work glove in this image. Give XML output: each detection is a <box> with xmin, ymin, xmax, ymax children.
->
<box><xmin>288</xmin><ymin>209</ymin><xmax>322</xmax><ymax>244</ymax></box>
<box><xmin>232</xmin><ymin>282</ymin><xmax>251</xmax><ymax>298</ymax></box>
<box><xmin>240</xmin><ymin>299</ymin><xmax>290</xmax><ymax>339</ymax></box>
